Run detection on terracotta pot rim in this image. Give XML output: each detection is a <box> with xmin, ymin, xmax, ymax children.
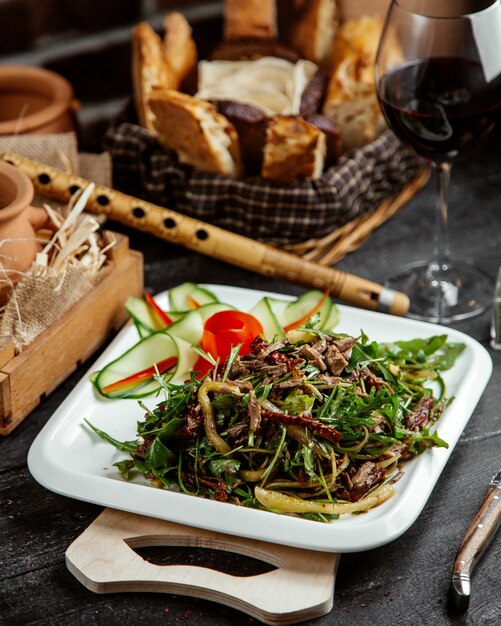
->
<box><xmin>0</xmin><ymin>161</ymin><xmax>34</xmax><ymax>223</ymax></box>
<box><xmin>0</xmin><ymin>65</ymin><xmax>74</xmax><ymax>134</ymax></box>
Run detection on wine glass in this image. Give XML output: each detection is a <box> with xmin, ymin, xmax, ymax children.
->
<box><xmin>375</xmin><ymin>0</ymin><xmax>501</xmax><ymax>323</ymax></box>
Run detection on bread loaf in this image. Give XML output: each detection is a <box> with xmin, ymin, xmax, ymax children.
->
<box><xmin>132</xmin><ymin>22</ymin><xmax>177</xmax><ymax>131</ymax></box>
<box><xmin>224</xmin><ymin>0</ymin><xmax>277</xmax><ymax>39</ymax></box>
<box><xmin>149</xmin><ymin>89</ymin><xmax>243</xmax><ymax>176</ymax></box>
<box><xmin>130</xmin><ymin>5</ymin><xmax>390</xmax><ymax>181</ymax></box>
<box><xmin>303</xmin><ymin>113</ymin><xmax>342</xmax><ymax>165</ymax></box>
<box><xmin>290</xmin><ymin>0</ymin><xmax>338</xmax><ymax>67</ymax></box>
<box><xmin>322</xmin><ymin>16</ymin><xmax>385</xmax><ymax>150</ymax></box>
<box><xmin>163</xmin><ymin>12</ymin><xmax>198</xmax><ymax>89</ymax></box>
<box><xmin>261</xmin><ymin>116</ymin><xmax>326</xmax><ymax>182</ymax></box>
<box><xmin>211</xmin><ymin>38</ymin><xmax>299</xmax><ymax>63</ymax></box>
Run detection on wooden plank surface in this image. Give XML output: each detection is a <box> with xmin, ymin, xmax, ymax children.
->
<box><xmin>0</xmin><ymin>44</ymin><xmax>500</xmax><ymax>626</ymax></box>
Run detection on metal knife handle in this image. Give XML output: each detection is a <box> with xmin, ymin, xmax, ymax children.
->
<box><xmin>450</xmin><ymin>472</ymin><xmax>501</xmax><ymax>611</ymax></box>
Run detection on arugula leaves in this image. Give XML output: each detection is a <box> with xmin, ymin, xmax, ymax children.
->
<box><xmin>85</xmin><ymin>330</ymin><xmax>464</xmax><ymax>522</ymax></box>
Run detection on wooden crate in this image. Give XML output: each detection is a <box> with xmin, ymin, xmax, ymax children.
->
<box><xmin>0</xmin><ymin>233</ymin><xmax>143</xmax><ymax>435</ymax></box>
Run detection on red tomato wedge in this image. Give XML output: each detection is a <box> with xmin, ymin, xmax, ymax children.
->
<box><xmin>101</xmin><ymin>356</ymin><xmax>178</xmax><ymax>395</ymax></box>
<box><xmin>144</xmin><ymin>292</ymin><xmax>173</xmax><ymax>327</ymax></box>
<box><xmin>283</xmin><ymin>291</ymin><xmax>329</xmax><ymax>332</ymax></box>
<box><xmin>194</xmin><ymin>310</ymin><xmax>264</xmax><ymax>377</ymax></box>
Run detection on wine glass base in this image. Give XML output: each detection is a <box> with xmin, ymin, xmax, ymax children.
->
<box><xmin>386</xmin><ymin>260</ymin><xmax>494</xmax><ymax>324</ymax></box>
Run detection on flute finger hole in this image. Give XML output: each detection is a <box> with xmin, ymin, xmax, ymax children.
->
<box><xmin>196</xmin><ymin>229</ymin><xmax>208</xmax><ymax>241</ymax></box>
<box><xmin>132</xmin><ymin>207</ymin><xmax>145</xmax><ymax>218</ymax></box>
<box><xmin>164</xmin><ymin>217</ymin><xmax>176</xmax><ymax>229</ymax></box>
<box><xmin>97</xmin><ymin>194</ymin><xmax>110</xmax><ymax>206</ymax></box>
<box><xmin>38</xmin><ymin>173</ymin><xmax>51</xmax><ymax>185</ymax></box>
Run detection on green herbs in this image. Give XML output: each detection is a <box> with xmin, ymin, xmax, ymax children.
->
<box><xmin>87</xmin><ymin>330</ymin><xmax>464</xmax><ymax>521</ymax></box>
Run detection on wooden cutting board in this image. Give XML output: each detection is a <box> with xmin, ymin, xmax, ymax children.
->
<box><xmin>66</xmin><ymin>508</ymin><xmax>340</xmax><ymax>625</ymax></box>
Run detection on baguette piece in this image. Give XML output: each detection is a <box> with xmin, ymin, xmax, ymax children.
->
<box><xmin>149</xmin><ymin>89</ymin><xmax>243</xmax><ymax>176</ymax></box>
<box><xmin>304</xmin><ymin>113</ymin><xmax>342</xmax><ymax>165</ymax></box>
<box><xmin>261</xmin><ymin>115</ymin><xmax>326</xmax><ymax>183</ymax></box>
<box><xmin>163</xmin><ymin>12</ymin><xmax>198</xmax><ymax>88</ymax></box>
<box><xmin>290</xmin><ymin>0</ymin><xmax>338</xmax><ymax>67</ymax></box>
<box><xmin>224</xmin><ymin>0</ymin><xmax>277</xmax><ymax>39</ymax></box>
<box><xmin>132</xmin><ymin>21</ymin><xmax>177</xmax><ymax>131</ymax></box>
<box><xmin>322</xmin><ymin>16</ymin><xmax>385</xmax><ymax>150</ymax></box>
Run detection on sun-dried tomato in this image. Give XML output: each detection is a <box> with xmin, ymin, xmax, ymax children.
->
<box><xmin>261</xmin><ymin>409</ymin><xmax>341</xmax><ymax>442</ymax></box>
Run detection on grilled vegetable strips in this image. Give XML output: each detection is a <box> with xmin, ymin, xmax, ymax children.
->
<box><xmin>87</xmin><ymin>325</ymin><xmax>465</xmax><ymax>522</ymax></box>
<box><xmin>92</xmin><ymin>283</ymin><xmax>339</xmax><ymax>398</ymax></box>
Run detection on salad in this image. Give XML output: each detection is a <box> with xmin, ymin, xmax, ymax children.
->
<box><xmin>88</xmin><ymin>283</ymin><xmax>465</xmax><ymax>522</ymax></box>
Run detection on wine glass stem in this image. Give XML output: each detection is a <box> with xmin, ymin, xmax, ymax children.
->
<box><xmin>430</xmin><ymin>162</ymin><xmax>452</xmax><ymax>274</ymax></box>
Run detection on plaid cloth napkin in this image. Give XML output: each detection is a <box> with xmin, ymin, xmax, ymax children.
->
<box><xmin>105</xmin><ymin>119</ymin><xmax>422</xmax><ymax>247</ymax></box>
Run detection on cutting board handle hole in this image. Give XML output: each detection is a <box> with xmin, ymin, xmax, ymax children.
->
<box><xmin>128</xmin><ymin>544</ymin><xmax>278</xmax><ymax>577</ymax></box>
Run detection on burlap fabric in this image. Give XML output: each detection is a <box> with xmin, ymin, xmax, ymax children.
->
<box><xmin>105</xmin><ymin>120</ymin><xmax>422</xmax><ymax>246</ymax></box>
<box><xmin>0</xmin><ymin>133</ymin><xmax>112</xmax><ymax>352</ymax></box>
<box><xmin>0</xmin><ymin>262</ymin><xmax>95</xmax><ymax>352</ymax></box>
<box><xmin>0</xmin><ymin>132</ymin><xmax>112</xmax><ymax>188</ymax></box>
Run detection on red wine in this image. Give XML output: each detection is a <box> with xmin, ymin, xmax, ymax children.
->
<box><xmin>378</xmin><ymin>57</ymin><xmax>501</xmax><ymax>163</ymax></box>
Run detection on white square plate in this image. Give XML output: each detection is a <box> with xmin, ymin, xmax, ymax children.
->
<box><xmin>28</xmin><ymin>285</ymin><xmax>492</xmax><ymax>553</ymax></box>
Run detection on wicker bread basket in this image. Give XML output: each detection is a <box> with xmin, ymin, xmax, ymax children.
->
<box><xmin>106</xmin><ymin>0</ymin><xmax>427</xmax><ymax>265</ymax></box>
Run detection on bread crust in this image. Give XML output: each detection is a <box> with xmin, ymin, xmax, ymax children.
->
<box><xmin>212</xmin><ymin>100</ymin><xmax>268</xmax><ymax>174</ymax></box>
<box><xmin>163</xmin><ymin>12</ymin><xmax>198</xmax><ymax>89</ymax></box>
<box><xmin>130</xmin><ymin>6</ymin><xmax>391</xmax><ymax>180</ymax></box>
<box><xmin>211</xmin><ymin>38</ymin><xmax>299</xmax><ymax>63</ymax></box>
<box><xmin>132</xmin><ymin>22</ymin><xmax>177</xmax><ymax>131</ymax></box>
<box><xmin>322</xmin><ymin>16</ymin><xmax>385</xmax><ymax>150</ymax></box>
<box><xmin>149</xmin><ymin>88</ymin><xmax>243</xmax><ymax>176</ymax></box>
<box><xmin>224</xmin><ymin>0</ymin><xmax>277</xmax><ymax>40</ymax></box>
<box><xmin>304</xmin><ymin>113</ymin><xmax>341</xmax><ymax>165</ymax></box>
<box><xmin>290</xmin><ymin>0</ymin><xmax>338</xmax><ymax>67</ymax></box>
<box><xmin>261</xmin><ymin>115</ymin><xmax>326</xmax><ymax>183</ymax></box>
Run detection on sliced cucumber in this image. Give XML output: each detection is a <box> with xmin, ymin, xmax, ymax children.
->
<box><xmin>196</xmin><ymin>302</ymin><xmax>236</xmax><ymax>322</ymax></box>
<box><xmin>161</xmin><ymin>309</ymin><xmax>205</xmax><ymax>345</ymax></box>
<box><xmin>94</xmin><ymin>332</ymin><xmax>181</xmax><ymax>399</ymax></box>
<box><xmin>250</xmin><ymin>297</ymin><xmax>286</xmax><ymax>341</ymax></box>
<box><xmin>167</xmin><ymin>336</ymin><xmax>200</xmax><ymax>385</ymax></box>
<box><xmin>94</xmin><ymin>334</ymin><xmax>198</xmax><ymax>399</ymax></box>
<box><xmin>162</xmin><ymin>303</ymin><xmax>235</xmax><ymax>345</ymax></box>
<box><xmin>126</xmin><ymin>296</ymin><xmax>165</xmax><ymax>335</ymax></box>
<box><xmin>283</xmin><ymin>290</ymin><xmax>332</xmax><ymax>329</ymax></box>
<box><xmin>321</xmin><ymin>303</ymin><xmax>340</xmax><ymax>331</ymax></box>
<box><xmin>168</xmin><ymin>282</ymin><xmax>219</xmax><ymax>311</ymax></box>
<box><xmin>265</xmin><ymin>297</ymin><xmax>290</xmax><ymax>327</ymax></box>
<box><xmin>164</xmin><ymin>311</ymin><xmax>185</xmax><ymax>322</ymax></box>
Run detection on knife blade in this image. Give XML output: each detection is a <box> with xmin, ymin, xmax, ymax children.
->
<box><xmin>450</xmin><ymin>468</ymin><xmax>501</xmax><ymax>611</ymax></box>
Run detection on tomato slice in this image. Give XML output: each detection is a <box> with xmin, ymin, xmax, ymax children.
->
<box><xmin>194</xmin><ymin>310</ymin><xmax>263</xmax><ymax>378</ymax></box>
<box><xmin>193</xmin><ymin>354</ymin><xmax>214</xmax><ymax>378</ymax></box>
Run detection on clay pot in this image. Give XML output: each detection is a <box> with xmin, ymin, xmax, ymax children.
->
<box><xmin>0</xmin><ymin>65</ymin><xmax>79</xmax><ymax>136</ymax></box>
<box><xmin>0</xmin><ymin>161</ymin><xmax>48</xmax><ymax>305</ymax></box>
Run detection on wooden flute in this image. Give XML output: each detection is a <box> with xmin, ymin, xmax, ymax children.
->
<box><xmin>0</xmin><ymin>152</ymin><xmax>409</xmax><ymax>315</ymax></box>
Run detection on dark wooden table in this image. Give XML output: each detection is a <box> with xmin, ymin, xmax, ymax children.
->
<box><xmin>1</xmin><ymin>133</ymin><xmax>500</xmax><ymax>625</ymax></box>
